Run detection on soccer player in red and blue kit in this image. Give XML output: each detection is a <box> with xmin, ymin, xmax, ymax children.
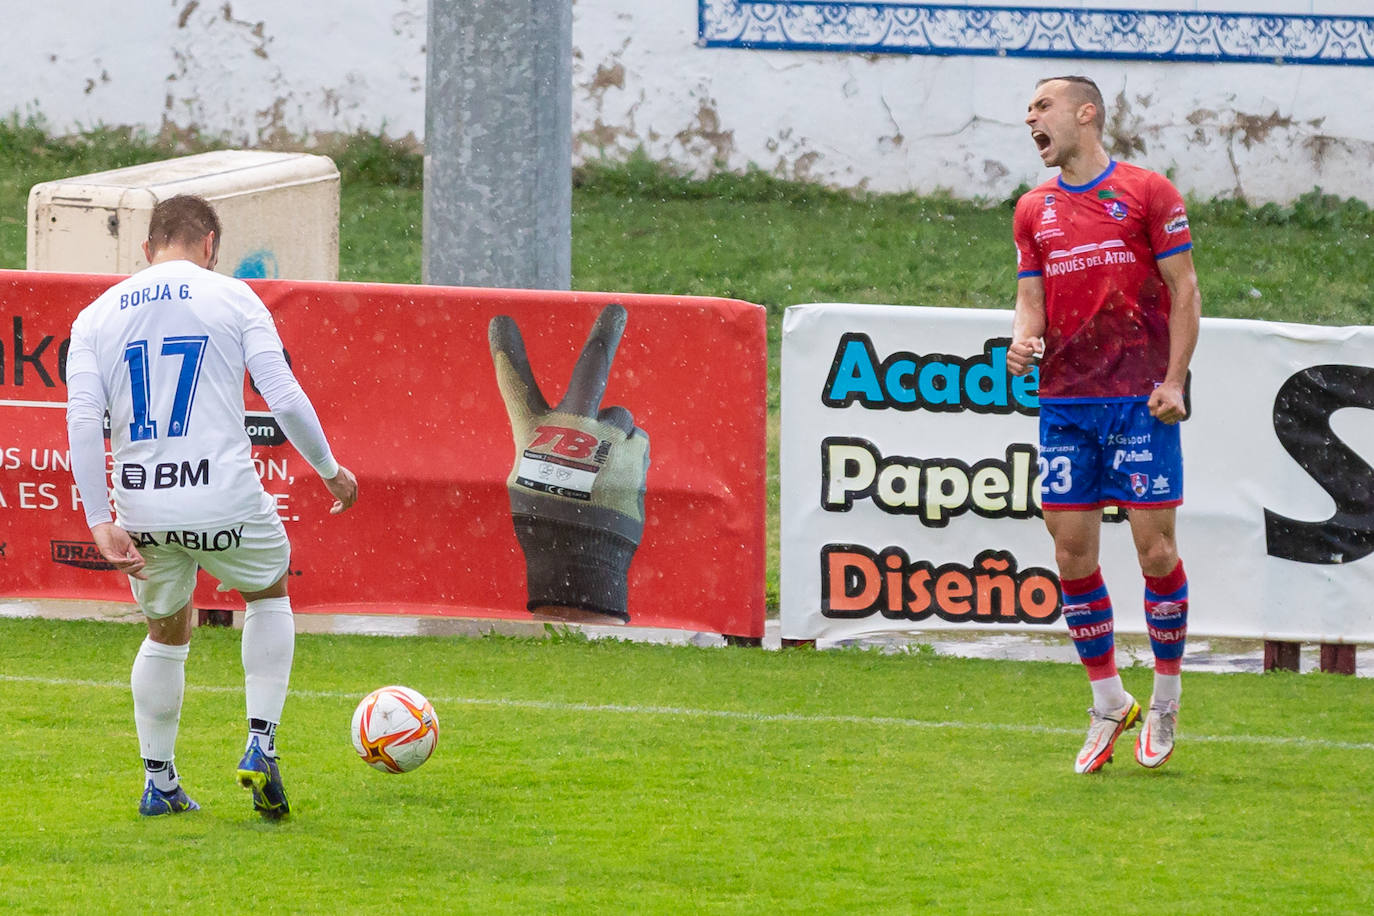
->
<box><xmin>1007</xmin><ymin>76</ymin><xmax>1202</xmax><ymax>773</ymax></box>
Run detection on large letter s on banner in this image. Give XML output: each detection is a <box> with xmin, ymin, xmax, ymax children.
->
<box><xmin>1264</xmin><ymin>364</ymin><xmax>1374</xmax><ymax>564</ymax></box>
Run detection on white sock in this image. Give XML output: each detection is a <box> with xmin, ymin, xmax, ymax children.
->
<box><xmin>131</xmin><ymin>637</ymin><xmax>190</xmax><ymax>762</ymax></box>
<box><xmin>1089</xmin><ymin>674</ymin><xmax>1130</xmax><ymax>713</ymax></box>
<box><xmin>1152</xmin><ymin>673</ymin><xmax>1182</xmax><ymax>707</ymax></box>
<box><xmin>242</xmin><ymin>596</ymin><xmax>294</xmax><ymax>751</ymax></box>
<box><xmin>143</xmin><ymin>758</ymin><xmax>180</xmax><ymax>792</ymax></box>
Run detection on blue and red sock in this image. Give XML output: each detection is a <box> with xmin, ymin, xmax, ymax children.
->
<box><xmin>1061</xmin><ymin>567</ymin><xmax>1117</xmax><ymax>683</ymax></box>
<box><xmin>1144</xmin><ymin>560</ymin><xmax>1189</xmax><ymax>677</ymax></box>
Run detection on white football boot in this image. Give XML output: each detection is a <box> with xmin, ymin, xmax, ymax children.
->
<box><xmin>1074</xmin><ymin>695</ymin><xmax>1141</xmax><ymax>774</ymax></box>
<box><xmin>1134</xmin><ymin>699</ymin><xmax>1179</xmax><ymax>769</ymax></box>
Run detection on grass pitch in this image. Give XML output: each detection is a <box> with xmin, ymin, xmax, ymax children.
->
<box><xmin>2</xmin><ymin>125</ymin><xmax>1373</xmax><ymax>912</ymax></box>
<box><xmin>2</xmin><ymin>616</ymin><xmax>1372</xmax><ymax>914</ymax></box>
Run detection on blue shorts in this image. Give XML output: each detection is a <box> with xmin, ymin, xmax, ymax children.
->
<box><xmin>1037</xmin><ymin>400</ymin><xmax>1183</xmax><ymax>511</ymax></box>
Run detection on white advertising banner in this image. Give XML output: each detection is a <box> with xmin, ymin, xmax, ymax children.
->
<box><xmin>780</xmin><ymin>303</ymin><xmax>1374</xmax><ymax>644</ymax></box>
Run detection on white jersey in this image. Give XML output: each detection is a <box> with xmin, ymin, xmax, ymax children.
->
<box><xmin>67</xmin><ymin>260</ymin><xmax>283</xmax><ymax>530</ymax></box>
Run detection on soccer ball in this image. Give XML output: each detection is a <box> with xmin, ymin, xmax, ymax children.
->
<box><xmin>351</xmin><ymin>685</ymin><xmax>439</xmax><ymax>773</ymax></box>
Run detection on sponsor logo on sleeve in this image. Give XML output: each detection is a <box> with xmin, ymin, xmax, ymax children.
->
<box><xmin>1165</xmin><ymin>215</ymin><xmax>1189</xmax><ymax>234</ymax></box>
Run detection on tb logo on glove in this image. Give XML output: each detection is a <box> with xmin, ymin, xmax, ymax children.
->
<box><xmin>488</xmin><ymin>304</ymin><xmax>650</xmax><ymax>623</ymax></box>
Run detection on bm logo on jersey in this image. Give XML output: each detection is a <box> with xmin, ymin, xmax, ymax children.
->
<box><xmin>119</xmin><ymin>460</ymin><xmax>211</xmax><ymax>490</ymax></box>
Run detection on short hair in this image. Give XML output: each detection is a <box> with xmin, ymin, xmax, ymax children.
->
<box><xmin>1036</xmin><ymin>75</ymin><xmax>1106</xmax><ymax>132</ymax></box>
<box><xmin>147</xmin><ymin>195</ymin><xmax>221</xmax><ymax>257</ymax></box>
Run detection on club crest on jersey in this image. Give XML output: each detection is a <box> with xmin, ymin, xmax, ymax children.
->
<box><xmin>1105</xmin><ymin>201</ymin><xmax>1128</xmax><ymax>220</ymax></box>
<box><xmin>1130</xmin><ymin>473</ymin><xmax>1149</xmax><ymax>497</ymax></box>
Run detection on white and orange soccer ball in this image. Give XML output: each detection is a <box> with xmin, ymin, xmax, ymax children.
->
<box><xmin>350</xmin><ymin>685</ymin><xmax>439</xmax><ymax>773</ymax></box>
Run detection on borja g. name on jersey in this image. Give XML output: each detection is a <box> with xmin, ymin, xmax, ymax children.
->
<box><xmin>1013</xmin><ymin>160</ymin><xmax>1193</xmax><ymax>401</ymax></box>
<box><xmin>67</xmin><ymin>260</ymin><xmax>284</xmax><ymax>530</ymax></box>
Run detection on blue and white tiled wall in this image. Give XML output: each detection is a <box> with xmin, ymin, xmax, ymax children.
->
<box><xmin>701</xmin><ymin>1</ymin><xmax>1374</xmax><ymax>65</ymax></box>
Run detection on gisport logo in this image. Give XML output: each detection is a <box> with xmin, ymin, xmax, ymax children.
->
<box><xmin>50</xmin><ymin>541</ymin><xmax>116</xmax><ymax>571</ymax></box>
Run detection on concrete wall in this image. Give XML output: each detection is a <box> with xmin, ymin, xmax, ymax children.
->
<box><xmin>5</xmin><ymin>1</ymin><xmax>1374</xmax><ymax>203</ymax></box>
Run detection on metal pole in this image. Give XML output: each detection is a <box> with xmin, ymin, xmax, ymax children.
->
<box><xmin>423</xmin><ymin>0</ymin><xmax>572</xmax><ymax>289</ymax></box>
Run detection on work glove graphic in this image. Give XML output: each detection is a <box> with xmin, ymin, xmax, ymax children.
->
<box><xmin>488</xmin><ymin>304</ymin><xmax>650</xmax><ymax>622</ymax></box>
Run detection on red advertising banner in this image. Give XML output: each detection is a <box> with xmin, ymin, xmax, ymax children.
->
<box><xmin>0</xmin><ymin>271</ymin><xmax>767</xmax><ymax>637</ymax></box>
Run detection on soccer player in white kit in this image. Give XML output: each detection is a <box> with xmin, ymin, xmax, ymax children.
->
<box><xmin>65</xmin><ymin>195</ymin><xmax>358</xmax><ymax>818</ymax></box>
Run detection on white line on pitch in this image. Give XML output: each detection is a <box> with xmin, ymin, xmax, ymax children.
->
<box><xmin>3</xmin><ymin>673</ymin><xmax>1370</xmax><ymax>753</ymax></box>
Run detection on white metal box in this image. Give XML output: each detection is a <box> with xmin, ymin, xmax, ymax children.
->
<box><xmin>27</xmin><ymin>150</ymin><xmax>339</xmax><ymax>280</ymax></box>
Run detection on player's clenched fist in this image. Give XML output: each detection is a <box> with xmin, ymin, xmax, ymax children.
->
<box><xmin>1148</xmin><ymin>380</ymin><xmax>1188</xmax><ymax>425</ymax></box>
<box><xmin>488</xmin><ymin>304</ymin><xmax>650</xmax><ymax>623</ymax></box>
<box><xmin>1007</xmin><ymin>337</ymin><xmax>1044</xmax><ymax>377</ymax></box>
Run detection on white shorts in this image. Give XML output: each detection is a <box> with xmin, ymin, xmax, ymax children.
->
<box><xmin>127</xmin><ymin>503</ymin><xmax>290</xmax><ymax>620</ymax></box>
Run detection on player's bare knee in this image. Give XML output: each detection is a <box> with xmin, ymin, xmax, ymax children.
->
<box><xmin>146</xmin><ymin>601</ymin><xmax>195</xmax><ymax>645</ymax></box>
<box><xmin>1135</xmin><ymin>539</ymin><xmax>1179</xmax><ymax>578</ymax></box>
<box><xmin>1054</xmin><ymin>544</ymin><xmax>1100</xmax><ymax>579</ymax></box>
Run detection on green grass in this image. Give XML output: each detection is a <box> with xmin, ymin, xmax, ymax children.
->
<box><xmin>4</xmin><ymin>121</ymin><xmax>1374</xmax><ymax>606</ymax></box>
<box><xmin>2</xmin><ymin>616</ymin><xmax>1372</xmax><ymax>914</ymax></box>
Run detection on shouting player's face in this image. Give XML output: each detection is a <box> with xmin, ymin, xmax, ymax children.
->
<box><xmin>1025</xmin><ymin>80</ymin><xmax>1088</xmax><ymax>169</ymax></box>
